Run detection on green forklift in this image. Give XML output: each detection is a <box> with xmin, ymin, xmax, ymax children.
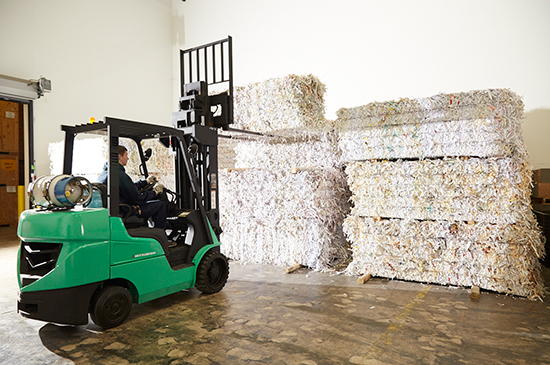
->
<box><xmin>17</xmin><ymin>37</ymin><xmax>235</xmax><ymax>329</ymax></box>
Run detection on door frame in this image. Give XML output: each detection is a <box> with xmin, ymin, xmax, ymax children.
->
<box><xmin>0</xmin><ymin>96</ymin><xmax>34</xmax><ymax>211</ymax></box>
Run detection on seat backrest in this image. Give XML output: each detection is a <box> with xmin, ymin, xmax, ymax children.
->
<box><xmin>91</xmin><ymin>183</ymin><xmax>108</xmax><ymax>208</ymax></box>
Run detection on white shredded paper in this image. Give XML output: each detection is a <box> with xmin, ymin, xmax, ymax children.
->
<box><xmin>219</xmin><ymin>168</ymin><xmax>351</xmax><ymax>270</ymax></box>
<box><xmin>344</xmin><ymin>217</ymin><xmax>544</xmax><ymax>299</ymax></box>
<box><xmin>233</xmin><ymin>74</ymin><xmax>326</xmax><ymax>133</ymax></box>
<box><xmin>336</xmin><ymin>88</ymin><xmax>524</xmax><ymax>129</ymax></box>
<box><xmin>219</xmin><ymin>74</ymin><xmax>352</xmax><ymax>271</ymax></box>
<box><xmin>340</xmin><ymin>89</ymin><xmax>545</xmax><ymax>299</ymax></box>
<box><xmin>233</xmin><ymin>130</ymin><xmax>341</xmax><ymax>170</ymax></box>
<box><xmin>345</xmin><ymin>156</ymin><xmax>534</xmax><ymax>224</ymax></box>
<box><xmin>338</xmin><ymin>118</ymin><xmax>525</xmax><ymax>161</ymax></box>
<box><xmin>337</xmin><ymin>89</ymin><xmax>526</xmax><ymax>162</ymax></box>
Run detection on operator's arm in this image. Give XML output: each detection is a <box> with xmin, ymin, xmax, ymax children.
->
<box><xmin>134</xmin><ymin>180</ymin><xmax>149</xmax><ymax>191</ymax></box>
<box><xmin>119</xmin><ymin>171</ymin><xmax>156</xmax><ymax>205</ymax></box>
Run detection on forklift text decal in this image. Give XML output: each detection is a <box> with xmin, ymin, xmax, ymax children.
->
<box><xmin>132</xmin><ymin>251</ymin><xmax>157</xmax><ymax>258</ymax></box>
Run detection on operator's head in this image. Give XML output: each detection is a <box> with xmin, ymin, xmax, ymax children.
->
<box><xmin>118</xmin><ymin>145</ymin><xmax>129</xmax><ymax>166</ymax></box>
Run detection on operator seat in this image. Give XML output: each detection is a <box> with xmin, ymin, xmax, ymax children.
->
<box><xmin>93</xmin><ymin>183</ymin><xmax>170</xmax><ymax>251</ymax></box>
<box><xmin>92</xmin><ymin>183</ymin><xmax>147</xmax><ymax>227</ymax></box>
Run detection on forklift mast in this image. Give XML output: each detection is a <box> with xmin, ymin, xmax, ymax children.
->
<box><xmin>170</xmin><ymin>36</ymin><xmax>234</xmax><ymax>236</ymax></box>
<box><xmin>172</xmin><ymin>36</ymin><xmax>233</xmax><ymax>130</ymax></box>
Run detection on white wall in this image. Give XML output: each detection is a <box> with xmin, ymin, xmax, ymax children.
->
<box><xmin>0</xmin><ymin>0</ymin><xmax>174</xmax><ymax>177</ymax></box>
<box><xmin>1</xmin><ymin>0</ymin><xmax>549</xmax><ymax>175</ymax></box>
<box><xmin>174</xmin><ymin>0</ymin><xmax>550</xmax><ymax>168</ymax></box>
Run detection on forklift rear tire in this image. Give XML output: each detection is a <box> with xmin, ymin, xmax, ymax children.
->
<box><xmin>90</xmin><ymin>286</ymin><xmax>132</xmax><ymax>329</ymax></box>
<box><xmin>195</xmin><ymin>251</ymin><xmax>229</xmax><ymax>294</ymax></box>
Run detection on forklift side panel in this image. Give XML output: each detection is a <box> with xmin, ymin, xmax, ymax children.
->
<box><xmin>109</xmin><ymin>219</ymin><xmax>165</xmax><ymax>266</ymax></box>
<box><xmin>111</xmin><ymin>257</ymin><xmax>195</xmax><ymax>304</ymax></box>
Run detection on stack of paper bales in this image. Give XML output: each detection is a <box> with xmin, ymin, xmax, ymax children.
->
<box><xmin>339</xmin><ymin>89</ymin><xmax>545</xmax><ymax>299</ymax></box>
<box><xmin>219</xmin><ymin>74</ymin><xmax>351</xmax><ymax>270</ymax></box>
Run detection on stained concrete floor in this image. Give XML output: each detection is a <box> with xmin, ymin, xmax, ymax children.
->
<box><xmin>1</xmin><ymin>226</ymin><xmax>550</xmax><ymax>365</ymax></box>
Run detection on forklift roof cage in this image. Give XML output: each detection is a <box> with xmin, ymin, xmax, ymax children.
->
<box><xmin>60</xmin><ymin>117</ymin><xmax>215</xmax><ymax>246</ymax></box>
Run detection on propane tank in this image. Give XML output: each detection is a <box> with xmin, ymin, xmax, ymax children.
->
<box><xmin>29</xmin><ymin>175</ymin><xmax>93</xmax><ymax>209</ymax></box>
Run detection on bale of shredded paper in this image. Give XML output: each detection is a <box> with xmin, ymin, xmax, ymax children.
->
<box><xmin>337</xmin><ymin>88</ymin><xmax>523</xmax><ymax>129</ymax></box>
<box><xmin>233</xmin><ymin>74</ymin><xmax>326</xmax><ymax>133</ymax></box>
<box><xmin>337</xmin><ymin>89</ymin><xmax>526</xmax><ymax>161</ymax></box>
<box><xmin>219</xmin><ymin>168</ymin><xmax>351</xmax><ymax>270</ymax></box>
<box><xmin>345</xmin><ymin>156</ymin><xmax>534</xmax><ymax>224</ymax></box>
<box><xmin>232</xmin><ymin>129</ymin><xmax>341</xmax><ymax>170</ymax></box>
<box><xmin>339</xmin><ymin>118</ymin><xmax>525</xmax><ymax>161</ymax></box>
<box><xmin>343</xmin><ymin>216</ymin><xmax>545</xmax><ymax>300</ymax></box>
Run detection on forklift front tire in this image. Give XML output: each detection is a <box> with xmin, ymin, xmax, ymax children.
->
<box><xmin>195</xmin><ymin>251</ymin><xmax>229</xmax><ymax>294</ymax></box>
<box><xmin>90</xmin><ymin>286</ymin><xmax>132</xmax><ymax>329</ymax></box>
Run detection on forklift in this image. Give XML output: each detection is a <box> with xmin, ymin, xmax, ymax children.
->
<box><xmin>17</xmin><ymin>37</ymin><xmax>235</xmax><ymax>329</ymax></box>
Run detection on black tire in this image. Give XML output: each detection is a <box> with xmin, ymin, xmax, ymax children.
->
<box><xmin>90</xmin><ymin>286</ymin><xmax>132</xmax><ymax>329</ymax></box>
<box><xmin>195</xmin><ymin>250</ymin><xmax>229</xmax><ymax>294</ymax></box>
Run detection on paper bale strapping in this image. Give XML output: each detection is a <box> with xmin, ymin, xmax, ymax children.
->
<box><xmin>343</xmin><ymin>216</ymin><xmax>545</xmax><ymax>300</ymax></box>
<box><xmin>233</xmin><ymin>129</ymin><xmax>342</xmax><ymax>170</ymax></box>
<box><xmin>338</xmin><ymin>118</ymin><xmax>526</xmax><ymax>161</ymax></box>
<box><xmin>346</xmin><ymin>156</ymin><xmax>534</xmax><ymax>224</ymax></box>
<box><xmin>233</xmin><ymin>74</ymin><xmax>326</xmax><ymax>133</ymax></box>
<box><xmin>219</xmin><ymin>167</ymin><xmax>351</xmax><ymax>270</ymax></box>
<box><xmin>336</xmin><ymin>88</ymin><xmax>523</xmax><ymax>129</ymax></box>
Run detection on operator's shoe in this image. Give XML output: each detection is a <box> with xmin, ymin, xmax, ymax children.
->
<box><xmin>168</xmin><ymin>241</ymin><xmax>177</xmax><ymax>248</ymax></box>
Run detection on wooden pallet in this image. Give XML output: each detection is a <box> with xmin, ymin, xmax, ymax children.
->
<box><xmin>532</xmin><ymin>196</ymin><xmax>550</xmax><ymax>204</ymax></box>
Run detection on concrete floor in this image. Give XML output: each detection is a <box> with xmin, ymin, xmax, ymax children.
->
<box><xmin>1</xmin><ymin>226</ymin><xmax>550</xmax><ymax>365</ymax></box>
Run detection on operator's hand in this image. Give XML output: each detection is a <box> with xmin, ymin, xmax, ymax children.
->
<box><xmin>153</xmin><ymin>184</ymin><xmax>165</xmax><ymax>195</ymax></box>
<box><xmin>147</xmin><ymin>176</ymin><xmax>158</xmax><ymax>185</ymax></box>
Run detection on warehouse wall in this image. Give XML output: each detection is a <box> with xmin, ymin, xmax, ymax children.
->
<box><xmin>173</xmin><ymin>0</ymin><xmax>550</xmax><ymax>169</ymax></box>
<box><xmin>0</xmin><ymin>0</ymin><xmax>174</xmax><ymax>177</ymax></box>
<box><xmin>1</xmin><ymin>0</ymin><xmax>549</xmax><ymax>177</ymax></box>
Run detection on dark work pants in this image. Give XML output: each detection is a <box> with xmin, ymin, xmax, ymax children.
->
<box><xmin>140</xmin><ymin>200</ymin><xmax>167</xmax><ymax>229</ymax></box>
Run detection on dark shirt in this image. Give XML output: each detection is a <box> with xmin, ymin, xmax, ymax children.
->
<box><xmin>97</xmin><ymin>162</ymin><xmax>156</xmax><ymax>206</ymax></box>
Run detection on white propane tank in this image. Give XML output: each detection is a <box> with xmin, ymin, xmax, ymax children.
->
<box><xmin>29</xmin><ymin>175</ymin><xmax>93</xmax><ymax>209</ymax></box>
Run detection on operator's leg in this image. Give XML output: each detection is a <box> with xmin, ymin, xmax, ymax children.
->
<box><xmin>140</xmin><ymin>200</ymin><xmax>167</xmax><ymax>229</ymax></box>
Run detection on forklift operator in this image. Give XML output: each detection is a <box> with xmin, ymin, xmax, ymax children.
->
<box><xmin>97</xmin><ymin>145</ymin><xmax>167</xmax><ymax>229</ymax></box>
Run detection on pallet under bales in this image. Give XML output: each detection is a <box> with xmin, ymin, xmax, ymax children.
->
<box><xmin>339</xmin><ymin>89</ymin><xmax>546</xmax><ymax>299</ymax></box>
